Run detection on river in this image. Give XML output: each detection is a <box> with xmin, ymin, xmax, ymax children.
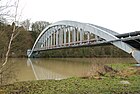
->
<box><xmin>0</xmin><ymin>58</ymin><xmax>135</xmax><ymax>83</ymax></box>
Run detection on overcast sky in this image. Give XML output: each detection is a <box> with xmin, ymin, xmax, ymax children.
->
<box><xmin>11</xmin><ymin>0</ymin><xmax>140</xmax><ymax>33</ymax></box>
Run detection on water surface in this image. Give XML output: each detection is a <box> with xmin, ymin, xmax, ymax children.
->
<box><xmin>1</xmin><ymin>58</ymin><xmax>135</xmax><ymax>83</ymax></box>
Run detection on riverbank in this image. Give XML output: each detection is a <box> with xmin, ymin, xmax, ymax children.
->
<box><xmin>0</xmin><ymin>66</ymin><xmax>140</xmax><ymax>94</ymax></box>
<box><xmin>0</xmin><ymin>76</ymin><xmax>140</xmax><ymax>94</ymax></box>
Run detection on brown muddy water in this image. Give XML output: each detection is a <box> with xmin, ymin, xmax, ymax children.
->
<box><xmin>0</xmin><ymin>58</ymin><xmax>136</xmax><ymax>83</ymax></box>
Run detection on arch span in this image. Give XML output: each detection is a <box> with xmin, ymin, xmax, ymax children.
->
<box><xmin>28</xmin><ymin>20</ymin><xmax>140</xmax><ymax>63</ymax></box>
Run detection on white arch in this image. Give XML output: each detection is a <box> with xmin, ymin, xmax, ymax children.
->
<box><xmin>28</xmin><ymin>20</ymin><xmax>140</xmax><ymax>63</ymax></box>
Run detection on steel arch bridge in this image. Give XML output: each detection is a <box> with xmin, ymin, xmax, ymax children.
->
<box><xmin>27</xmin><ymin>20</ymin><xmax>140</xmax><ymax>63</ymax></box>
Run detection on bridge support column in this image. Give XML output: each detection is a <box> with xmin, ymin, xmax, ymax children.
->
<box><xmin>45</xmin><ymin>37</ymin><xmax>47</xmax><ymax>49</ymax></box>
<box><xmin>42</xmin><ymin>35</ymin><xmax>45</xmax><ymax>49</ymax></box>
<box><xmin>77</xmin><ymin>28</ymin><xmax>79</xmax><ymax>43</ymax></box>
<box><xmin>80</xmin><ymin>29</ymin><xmax>83</xmax><ymax>44</ymax></box>
<box><xmin>73</xmin><ymin>28</ymin><xmax>76</xmax><ymax>45</ymax></box>
<box><xmin>132</xmin><ymin>50</ymin><xmax>140</xmax><ymax>63</ymax></box>
<box><xmin>62</xmin><ymin>29</ymin><xmax>64</xmax><ymax>45</ymax></box>
<box><xmin>87</xmin><ymin>32</ymin><xmax>90</xmax><ymax>43</ymax></box>
<box><xmin>44</xmin><ymin>35</ymin><xmax>46</xmax><ymax>47</ymax></box>
<box><xmin>59</xmin><ymin>29</ymin><xmax>63</xmax><ymax>46</ymax></box>
<box><xmin>53</xmin><ymin>31</ymin><xmax>55</xmax><ymax>46</ymax></box>
<box><xmin>48</xmin><ymin>36</ymin><xmax>50</xmax><ymax>49</ymax></box>
<box><xmin>68</xmin><ymin>28</ymin><xmax>71</xmax><ymax>46</ymax></box>
<box><xmin>64</xmin><ymin>28</ymin><xmax>66</xmax><ymax>46</ymax></box>
<box><xmin>56</xmin><ymin>31</ymin><xmax>58</xmax><ymax>46</ymax></box>
<box><xmin>59</xmin><ymin>30</ymin><xmax>61</xmax><ymax>46</ymax></box>
<box><xmin>50</xmin><ymin>33</ymin><xmax>52</xmax><ymax>48</ymax></box>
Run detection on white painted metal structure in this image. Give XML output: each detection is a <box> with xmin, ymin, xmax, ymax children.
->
<box><xmin>28</xmin><ymin>20</ymin><xmax>140</xmax><ymax>63</ymax></box>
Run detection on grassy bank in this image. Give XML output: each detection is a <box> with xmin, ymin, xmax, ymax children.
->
<box><xmin>0</xmin><ymin>75</ymin><xmax>140</xmax><ymax>94</ymax></box>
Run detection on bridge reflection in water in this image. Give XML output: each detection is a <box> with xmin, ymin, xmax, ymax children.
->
<box><xmin>27</xmin><ymin>59</ymin><xmax>67</xmax><ymax>80</ymax></box>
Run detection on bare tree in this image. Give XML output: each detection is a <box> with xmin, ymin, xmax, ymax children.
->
<box><xmin>0</xmin><ymin>0</ymin><xmax>20</xmax><ymax>85</ymax></box>
<box><xmin>21</xmin><ymin>19</ymin><xmax>31</xmax><ymax>31</ymax></box>
<box><xmin>0</xmin><ymin>0</ymin><xmax>16</xmax><ymax>22</ymax></box>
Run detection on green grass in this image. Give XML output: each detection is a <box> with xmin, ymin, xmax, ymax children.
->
<box><xmin>107</xmin><ymin>63</ymin><xmax>133</xmax><ymax>70</ymax></box>
<box><xmin>0</xmin><ymin>75</ymin><xmax>140</xmax><ymax>94</ymax></box>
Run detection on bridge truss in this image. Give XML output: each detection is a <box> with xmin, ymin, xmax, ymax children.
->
<box><xmin>27</xmin><ymin>20</ymin><xmax>140</xmax><ymax>63</ymax></box>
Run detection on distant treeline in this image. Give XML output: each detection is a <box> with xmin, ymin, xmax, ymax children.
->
<box><xmin>0</xmin><ymin>22</ymin><xmax>34</xmax><ymax>57</ymax></box>
<box><xmin>0</xmin><ymin>22</ymin><xmax>131</xmax><ymax>58</ymax></box>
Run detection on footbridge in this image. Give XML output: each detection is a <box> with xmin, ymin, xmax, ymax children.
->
<box><xmin>27</xmin><ymin>20</ymin><xmax>140</xmax><ymax>63</ymax></box>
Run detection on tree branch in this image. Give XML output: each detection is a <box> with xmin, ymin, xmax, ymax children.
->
<box><xmin>0</xmin><ymin>0</ymin><xmax>19</xmax><ymax>72</ymax></box>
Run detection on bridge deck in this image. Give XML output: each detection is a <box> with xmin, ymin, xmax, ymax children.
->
<box><xmin>33</xmin><ymin>34</ymin><xmax>140</xmax><ymax>52</ymax></box>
